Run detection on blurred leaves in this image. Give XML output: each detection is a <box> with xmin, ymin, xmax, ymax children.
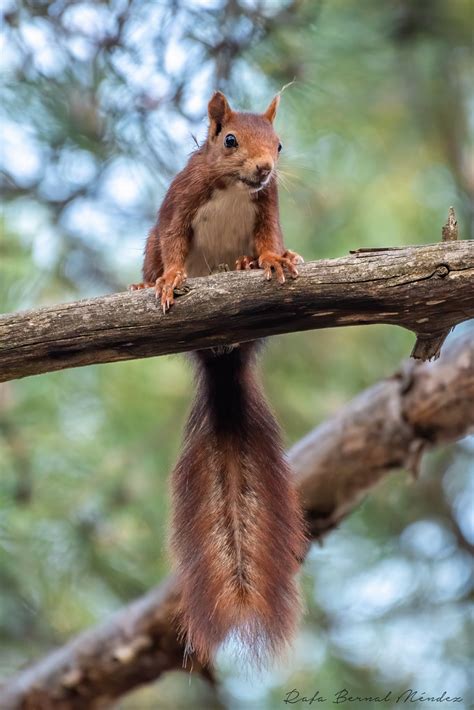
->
<box><xmin>0</xmin><ymin>0</ymin><xmax>473</xmax><ymax>707</ymax></box>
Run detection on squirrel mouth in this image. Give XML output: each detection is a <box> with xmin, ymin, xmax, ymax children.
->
<box><xmin>239</xmin><ymin>174</ymin><xmax>272</xmax><ymax>191</ymax></box>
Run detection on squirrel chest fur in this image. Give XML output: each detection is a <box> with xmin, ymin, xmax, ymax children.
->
<box><xmin>186</xmin><ymin>183</ymin><xmax>257</xmax><ymax>277</ymax></box>
<box><xmin>131</xmin><ymin>90</ymin><xmax>307</xmax><ymax>667</ymax></box>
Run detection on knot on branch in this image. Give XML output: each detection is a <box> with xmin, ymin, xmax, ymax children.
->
<box><xmin>434</xmin><ymin>264</ymin><xmax>450</xmax><ymax>278</ymax></box>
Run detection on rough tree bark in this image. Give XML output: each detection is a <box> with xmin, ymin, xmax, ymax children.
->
<box><xmin>1</xmin><ymin>335</ymin><xmax>473</xmax><ymax>709</ymax></box>
<box><xmin>1</xmin><ymin>241</ymin><xmax>473</xmax><ymax>383</ymax></box>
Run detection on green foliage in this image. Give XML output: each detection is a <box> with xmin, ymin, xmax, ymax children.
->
<box><xmin>1</xmin><ymin>0</ymin><xmax>472</xmax><ymax>707</ymax></box>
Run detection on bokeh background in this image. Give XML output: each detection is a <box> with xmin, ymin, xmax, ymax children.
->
<box><xmin>1</xmin><ymin>1</ymin><xmax>473</xmax><ymax>708</ymax></box>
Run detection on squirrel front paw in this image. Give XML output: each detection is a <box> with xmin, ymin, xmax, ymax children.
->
<box><xmin>282</xmin><ymin>249</ymin><xmax>305</xmax><ymax>268</ymax></box>
<box><xmin>128</xmin><ymin>281</ymin><xmax>155</xmax><ymax>291</ymax></box>
<box><xmin>258</xmin><ymin>250</ymin><xmax>303</xmax><ymax>284</ymax></box>
<box><xmin>156</xmin><ymin>267</ymin><xmax>187</xmax><ymax>313</ymax></box>
<box><xmin>235</xmin><ymin>255</ymin><xmax>259</xmax><ymax>271</ymax></box>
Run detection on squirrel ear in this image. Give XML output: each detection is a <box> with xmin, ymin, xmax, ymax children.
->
<box><xmin>263</xmin><ymin>94</ymin><xmax>280</xmax><ymax>123</ymax></box>
<box><xmin>208</xmin><ymin>91</ymin><xmax>232</xmax><ymax>136</ymax></box>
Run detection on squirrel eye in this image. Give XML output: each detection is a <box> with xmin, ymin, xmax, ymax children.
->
<box><xmin>224</xmin><ymin>134</ymin><xmax>238</xmax><ymax>148</ymax></box>
<box><xmin>278</xmin><ymin>143</ymin><xmax>282</xmax><ymax>152</ymax></box>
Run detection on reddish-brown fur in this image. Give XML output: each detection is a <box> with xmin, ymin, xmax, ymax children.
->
<box><xmin>131</xmin><ymin>92</ymin><xmax>307</xmax><ymax>665</ymax></box>
<box><xmin>172</xmin><ymin>344</ymin><xmax>306</xmax><ymax>664</ymax></box>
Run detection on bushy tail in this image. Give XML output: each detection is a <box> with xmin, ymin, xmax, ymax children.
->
<box><xmin>170</xmin><ymin>343</ymin><xmax>307</xmax><ymax>665</ymax></box>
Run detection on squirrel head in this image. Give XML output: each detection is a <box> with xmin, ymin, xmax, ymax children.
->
<box><xmin>206</xmin><ymin>91</ymin><xmax>282</xmax><ymax>192</ymax></box>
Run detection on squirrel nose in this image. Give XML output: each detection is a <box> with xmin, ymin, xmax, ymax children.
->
<box><xmin>255</xmin><ymin>163</ymin><xmax>272</xmax><ymax>179</ymax></box>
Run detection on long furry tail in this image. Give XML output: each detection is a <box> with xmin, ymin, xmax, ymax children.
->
<box><xmin>170</xmin><ymin>342</ymin><xmax>307</xmax><ymax>665</ymax></box>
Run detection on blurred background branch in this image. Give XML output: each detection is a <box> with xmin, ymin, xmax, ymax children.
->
<box><xmin>1</xmin><ymin>1</ymin><xmax>472</xmax><ymax>707</ymax></box>
<box><xmin>1</xmin><ymin>335</ymin><xmax>472</xmax><ymax>709</ymax></box>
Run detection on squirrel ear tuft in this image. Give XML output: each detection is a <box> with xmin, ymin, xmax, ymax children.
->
<box><xmin>263</xmin><ymin>94</ymin><xmax>280</xmax><ymax>123</ymax></box>
<box><xmin>208</xmin><ymin>91</ymin><xmax>232</xmax><ymax>136</ymax></box>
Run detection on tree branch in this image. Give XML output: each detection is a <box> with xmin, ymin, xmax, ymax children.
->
<box><xmin>411</xmin><ymin>207</ymin><xmax>460</xmax><ymax>359</ymax></box>
<box><xmin>1</xmin><ymin>335</ymin><xmax>473</xmax><ymax>709</ymax></box>
<box><xmin>293</xmin><ymin>333</ymin><xmax>474</xmax><ymax>536</ymax></box>
<box><xmin>1</xmin><ymin>241</ymin><xmax>473</xmax><ymax>383</ymax></box>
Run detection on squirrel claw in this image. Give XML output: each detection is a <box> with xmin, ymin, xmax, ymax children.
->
<box><xmin>129</xmin><ymin>281</ymin><xmax>155</xmax><ymax>291</ymax></box>
<box><xmin>236</xmin><ymin>255</ymin><xmax>258</xmax><ymax>271</ymax></box>
<box><xmin>258</xmin><ymin>251</ymin><xmax>300</xmax><ymax>284</ymax></box>
<box><xmin>155</xmin><ymin>268</ymin><xmax>187</xmax><ymax>313</ymax></box>
<box><xmin>282</xmin><ymin>249</ymin><xmax>304</xmax><ymax>267</ymax></box>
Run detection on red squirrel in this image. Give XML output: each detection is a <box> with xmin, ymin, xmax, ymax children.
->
<box><xmin>131</xmin><ymin>91</ymin><xmax>307</xmax><ymax>665</ymax></box>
